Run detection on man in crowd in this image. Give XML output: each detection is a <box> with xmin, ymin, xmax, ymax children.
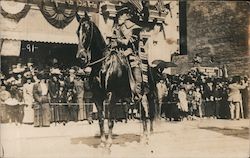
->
<box><xmin>156</xmin><ymin>79</ymin><xmax>168</xmax><ymax>119</ymax></box>
<box><xmin>228</xmin><ymin>76</ymin><xmax>248</xmax><ymax>120</ymax></box>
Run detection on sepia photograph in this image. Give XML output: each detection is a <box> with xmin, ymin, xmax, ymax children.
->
<box><xmin>0</xmin><ymin>0</ymin><xmax>249</xmax><ymax>157</ymax></box>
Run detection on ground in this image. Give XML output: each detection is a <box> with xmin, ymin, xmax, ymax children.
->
<box><xmin>0</xmin><ymin>119</ymin><xmax>249</xmax><ymax>158</ymax></box>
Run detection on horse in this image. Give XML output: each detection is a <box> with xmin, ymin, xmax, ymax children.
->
<box><xmin>75</xmin><ymin>12</ymin><xmax>158</xmax><ymax>148</ymax></box>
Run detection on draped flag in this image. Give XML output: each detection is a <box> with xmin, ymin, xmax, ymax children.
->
<box><xmin>0</xmin><ymin>1</ymin><xmax>30</xmax><ymax>22</ymax></box>
<box><xmin>128</xmin><ymin>0</ymin><xmax>143</xmax><ymax>13</ymax></box>
<box><xmin>39</xmin><ymin>2</ymin><xmax>77</xmax><ymax>29</ymax></box>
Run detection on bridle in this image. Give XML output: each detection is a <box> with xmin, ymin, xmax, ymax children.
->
<box><xmin>78</xmin><ymin>20</ymin><xmax>112</xmax><ymax>67</ymax></box>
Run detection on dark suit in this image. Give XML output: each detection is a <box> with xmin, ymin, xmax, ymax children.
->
<box><xmin>48</xmin><ymin>80</ymin><xmax>60</xmax><ymax>122</ymax></box>
<box><xmin>203</xmin><ymin>84</ymin><xmax>215</xmax><ymax>117</ymax></box>
<box><xmin>33</xmin><ymin>82</ymin><xmax>50</xmax><ymax>127</ymax></box>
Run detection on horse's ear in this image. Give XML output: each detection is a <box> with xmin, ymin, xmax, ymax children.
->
<box><xmin>76</xmin><ymin>12</ymin><xmax>81</xmax><ymax>22</ymax></box>
<box><xmin>84</xmin><ymin>11</ymin><xmax>90</xmax><ymax>21</ymax></box>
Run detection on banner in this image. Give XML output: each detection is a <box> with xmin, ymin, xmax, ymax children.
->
<box><xmin>0</xmin><ymin>1</ymin><xmax>30</xmax><ymax>22</ymax></box>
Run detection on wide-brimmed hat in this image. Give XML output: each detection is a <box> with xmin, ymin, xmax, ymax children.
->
<box><xmin>37</xmin><ymin>71</ymin><xmax>49</xmax><ymax>80</ymax></box>
<box><xmin>50</xmin><ymin>68</ymin><xmax>62</xmax><ymax>75</ymax></box>
<box><xmin>69</xmin><ymin>69</ymin><xmax>75</xmax><ymax>74</ymax></box>
<box><xmin>13</xmin><ymin>68</ymin><xmax>24</xmax><ymax>74</ymax></box>
<box><xmin>23</xmin><ymin>71</ymin><xmax>32</xmax><ymax>79</ymax></box>
<box><xmin>76</xmin><ymin>68</ymin><xmax>85</xmax><ymax>76</ymax></box>
<box><xmin>84</xmin><ymin>67</ymin><xmax>92</xmax><ymax>73</ymax></box>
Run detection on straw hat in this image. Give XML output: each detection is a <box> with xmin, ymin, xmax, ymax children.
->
<box><xmin>50</xmin><ymin>68</ymin><xmax>62</xmax><ymax>75</ymax></box>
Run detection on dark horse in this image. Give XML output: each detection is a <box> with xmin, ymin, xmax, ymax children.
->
<box><xmin>76</xmin><ymin>13</ymin><xmax>158</xmax><ymax>148</ymax></box>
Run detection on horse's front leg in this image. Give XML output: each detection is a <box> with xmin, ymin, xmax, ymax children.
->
<box><xmin>95</xmin><ymin>100</ymin><xmax>105</xmax><ymax>147</ymax></box>
<box><xmin>107</xmin><ymin>118</ymin><xmax>114</xmax><ymax>148</ymax></box>
<box><xmin>141</xmin><ymin>119</ymin><xmax>149</xmax><ymax>145</ymax></box>
<box><xmin>106</xmin><ymin>92</ymin><xmax>114</xmax><ymax>148</ymax></box>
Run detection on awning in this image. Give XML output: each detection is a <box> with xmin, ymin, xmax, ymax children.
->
<box><xmin>0</xmin><ymin>6</ymin><xmax>79</xmax><ymax>44</ymax></box>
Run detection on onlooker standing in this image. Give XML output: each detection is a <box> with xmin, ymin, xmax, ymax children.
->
<box><xmin>58</xmin><ymin>85</ymin><xmax>68</xmax><ymax>124</ymax></box>
<box><xmin>241</xmin><ymin>76</ymin><xmax>249</xmax><ymax>118</ymax></box>
<box><xmin>228</xmin><ymin>76</ymin><xmax>248</xmax><ymax>120</ymax></box>
<box><xmin>74</xmin><ymin>73</ymin><xmax>85</xmax><ymax>121</ymax></box>
<box><xmin>0</xmin><ymin>85</ymin><xmax>11</xmax><ymax>103</ymax></box>
<box><xmin>193</xmin><ymin>87</ymin><xmax>202</xmax><ymax>118</ymax></box>
<box><xmin>178</xmin><ymin>86</ymin><xmax>188</xmax><ymax>120</ymax></box>
<box><xmin>203</xmin><ymin>80</ymin><xmax>215</xmax><ymax>118</ymax></box>
<box><xmin>48</xmin><ymin>73</ymin><xmax>60</xmax><ymax>122</ymax></box>
<box><xmin>33</xmin><ymin>72</ymin><xmax>50</xmax><ymax>127</ymax></box>
<box><xmin>65</xmin><ymin>69</ymin><xmax>77</xmax><ymax>122</ymax></box>
<box><xmin>214</xmin><ymin>84</ymin><xmax>223</xmax><ymax>119</ymax></box>
<box><xmin>83</xmin><ymin>75</ymin><xmax>94</xmax><ymax>124</ymax></box>
<box><xmin>187</xmin><ymin>90</ymin><xmax>194</xmax><ymax>118</ymax></box>
<box><xmin>156</xmin><ymin>79</ymin><xmax>168</xmax><ymax>119</ymax></box>
<box><xmin>22</xmin><ymin>76</ymin><xmax>34</xmax><ymax>124</ymax></box>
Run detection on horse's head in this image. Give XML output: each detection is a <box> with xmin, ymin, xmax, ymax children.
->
<box><xmin>76</xmin><ymin>12</ymin><xmax>92</xmax><ymax>66</ymax></box>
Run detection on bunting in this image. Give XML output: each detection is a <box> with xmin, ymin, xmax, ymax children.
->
<box><xmin>39</xmin><ymin>2</ymin><xmax>77</xmax><ymax>29</ymax></box>
<box><xmin>0</xmin><ymin>1</ymin><xmax>30</xmax><ymax>22</ymax></box>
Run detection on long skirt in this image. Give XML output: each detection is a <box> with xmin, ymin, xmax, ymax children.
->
<box><xmin>68</xmin><ymin>105</ymin><xmax>78</xmax><ymax>121</ymax></box>
<box><xmin>22</xmin><ymin>104</ymin><xmax>34</xmax><ymax>124</ymax></box>
<box><xmin>205</xmin><ymin>101</ymin><xmax>216</xmax><ymax>117</ymax></box>
<box><xmin>34</xmin><ymin>103</ymin><xmax>51</xmax><ymax>127</ymax></box>
<box><xmin>78</xmin><ymin>98</ymin><xmax>86</xmax><ymax>121</ymax></box>
<box><xmin>6</xmin><ymin>105</ymin><xmax>24</xmax><ymax>123</ymax></box>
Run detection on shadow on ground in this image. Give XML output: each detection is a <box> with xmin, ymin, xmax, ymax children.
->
<box><xmin>200</xmin><ymin>127</ymin><xmax>249</xmax><ymax>140</ymax></box>
<box><xmin>71</xmin><ymin>134</ymin><xmax>140</xmax><ymax>148</ymax></box>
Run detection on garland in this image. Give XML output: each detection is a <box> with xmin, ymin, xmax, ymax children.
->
<box><xmin>0</xmin><ymin>4</ymin><xmax>30</xmax><ymax>22</ymax></box>
<box><xmin>39</xmin><ymin>2</ymin><xmax>77</xmax><ymax>29</ymax></box>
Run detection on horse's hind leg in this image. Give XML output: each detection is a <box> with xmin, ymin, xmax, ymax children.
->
<box><xmin>140</xmin><ymin>102</ymin><xmax>149</xmax><ymax>144</ymax></box>
<box><xmin>150</xmin><ymin>118</ymin><xmax>153</xmax><ymax>133</ymax></box>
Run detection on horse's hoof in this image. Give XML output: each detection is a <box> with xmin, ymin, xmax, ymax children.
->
<box><xmin>98</xmin><ymin>142</ymin><xmax>105</xmax><ymax>148</ymax></box>
<box><xmin>101</xmin><ymin>135</ymin><xmax>106</xmax><ymax>143</ymax></box>
<box><xmin>106</xmin><ymin>138</ymin><xmax>112</xmax><ymax>148</ymax></box>
<box><xmin>150</xmin><ymin>128</ymin><xmax>153</xmax><ymax>133</ymax></box>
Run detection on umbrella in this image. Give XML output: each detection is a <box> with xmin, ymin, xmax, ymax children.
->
<box><xmin>152</xmin><ymin>60</ymin><xmax>177</xmax><ymax>69</ymax></box>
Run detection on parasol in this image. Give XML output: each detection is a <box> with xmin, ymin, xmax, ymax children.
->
<box><xmin>152</xmin><ymin>60</ymin><xmax>177</xmax><ymax>69</ymax></box>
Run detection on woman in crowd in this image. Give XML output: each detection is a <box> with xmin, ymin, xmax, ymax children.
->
<box><xmin>48</xmin><ymin>71</ymin><xmax>60</xmax><ymax>123</ymax></box>
<box><xmin>74</xmin><ymin>71</ymin><xmax>85</xmax><ymax>121</ymax></box>
<box><xmin>33</xmin><ymin>72</ymin><xmax>50</xmax><ymax>127</ymax></box>
<box><xmin>178</xmin><ymin>86</ymin><xmax>188</xmax><ymax>120</ymax></box>
<box><xmin>65</xmin><ymin>69</ymin><xmax>78</xmax><ymax>122</ymax></box>
<box><xmin>187</xmin><ymin>89</ymin><xmax>194</xmax><ymax>119</ymax></box>
<box><xmin>192</xmin><ymin>87</ymin><xmax>202</xmax><ymax>118</ymax></box>
<box><xmin>58</xmin><ymin>83</ymin><xmax>68</xmax><ymax>125</ymax></box>
<box><xmin>22</xmin><ymin>75</ymin><xmax>35</xmax><ymax>124</ymax></box>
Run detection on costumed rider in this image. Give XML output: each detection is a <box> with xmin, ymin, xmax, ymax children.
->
<box><xmin>112</xmin><ymin>12</ymin><xmax>145</xmax><ymax>103</ymax></box>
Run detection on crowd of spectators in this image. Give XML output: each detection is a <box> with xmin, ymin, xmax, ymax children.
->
<box><xmin>157</xmin><ymin>69</ymin><xmax>249</xmax><ymax>121</ymax></box>
<box><xmin>0</xmin><ymin>59</ymin><xmax>96</xmax><ymax>127</ymax></box>
<box><xmin>0</xmin><ymin>59</ymin><xmax>249</xmax><ymax>127</ymax></box>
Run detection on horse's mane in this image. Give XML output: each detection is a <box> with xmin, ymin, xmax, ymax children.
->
<box><xmin>87</xmin><ymin>21</ymin><xmax>107</xmax><ymax>76</ymax></box>
<box><xmin>89</xmin><ymin>21</ymin><xmax>106</xmax><ymax>57</ymax></box>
